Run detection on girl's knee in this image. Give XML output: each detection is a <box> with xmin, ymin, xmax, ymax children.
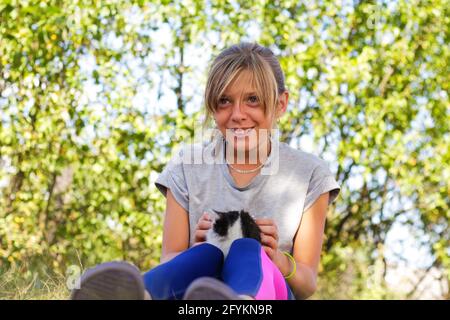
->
<box><xmin>230</xmin><ymin>237</ymin><xmax>260</xmax><ymax>248</ymax></box>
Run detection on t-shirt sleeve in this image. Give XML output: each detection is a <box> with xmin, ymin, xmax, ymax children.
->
<box><xmin>303</xmin><ymin>161</ymin><xmax>340</xmax><ymax>213</ymax></box>
<box><xmin>154</xmin><ymin>149</ymin><xmax>189</xmax><ymax>211</ymax></box>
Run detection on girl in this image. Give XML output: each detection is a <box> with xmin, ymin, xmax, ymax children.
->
<box><xmin>71</xmin><ymin>42</ymin><xmax>340</xmax><ymax>300</ymax></box>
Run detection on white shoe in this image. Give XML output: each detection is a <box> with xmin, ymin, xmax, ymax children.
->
<box><xmin>71</xmin><ymin>261</ymin><xmax>147</xmax><ymax>300</ymax></box>
<box><xmin>183</xmin><ymin>277</ymin><xmax>245</xmax><ymax>300</ymax></box>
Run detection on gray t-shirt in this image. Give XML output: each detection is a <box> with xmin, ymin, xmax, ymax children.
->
<box><xmin>155</xmin><ymin>136</ymin><xmax>340</xmax><ymax>253</ymax></box>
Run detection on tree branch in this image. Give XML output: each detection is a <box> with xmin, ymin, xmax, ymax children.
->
<box><xmin>406</xmin><ymin>258</ymin><xmax>439</xmax><ymax>299</ymax></box>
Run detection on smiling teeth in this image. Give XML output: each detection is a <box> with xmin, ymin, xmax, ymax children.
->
<box><xmin>230</xmin><ymin>128</ymin><xmax>255</xmax><ymax>137</ymax></box>
<box><xmin>234</xmin><ymin>128</ymin><xmax>252</xmax><ymax>133</ymax></box>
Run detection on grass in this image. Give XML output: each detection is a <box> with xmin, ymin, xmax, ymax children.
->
<box><xmin>0</xmin><ymin>265</ymin><xmax>70</xmax><ymax>300</ymax></box>
<box><xmin>0</xmin><ymin>263</ymin><xmax>418</xmax><ymax>300</ymax></box>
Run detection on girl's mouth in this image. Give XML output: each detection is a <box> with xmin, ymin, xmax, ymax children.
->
<box><xmin>228</xmin><ymin>127</ymin><xmax>256</xmax><ymax>138</ymax></box>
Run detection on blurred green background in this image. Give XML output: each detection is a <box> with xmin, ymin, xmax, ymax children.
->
<box><xmin>0</xmin><ymin>0</ymin><xmax>449</xmax><ymax>299</ymax></box>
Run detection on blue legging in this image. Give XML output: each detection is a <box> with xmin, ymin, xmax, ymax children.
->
<box><xmin>143</xmin><ymin>238</ymin><xmax>295</xmax><ymax>300</ymax></box>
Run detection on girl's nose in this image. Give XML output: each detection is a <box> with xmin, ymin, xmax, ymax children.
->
<box><xmin>230</xmin><ymin>101</ymin><xmax>246</xmax><ymax>121</ymax></box>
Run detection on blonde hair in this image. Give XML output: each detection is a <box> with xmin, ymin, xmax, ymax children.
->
<box><xmin>203</xmin><ymin>42</ymin><xmax>286</xmax><ymax>129</ymax></box>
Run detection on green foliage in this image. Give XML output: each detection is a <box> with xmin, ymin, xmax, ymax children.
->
<box><xmin>0</xmin><ymin>0</ymin><xmax>448</xmax><ymax>299</ymax></box>
<box><xmin>0</xmin><ymin>0</ymin><xmax>165</xmax><ymax>276</ymax></box>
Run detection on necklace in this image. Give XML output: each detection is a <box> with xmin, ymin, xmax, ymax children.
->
<box><xmin>226</xmin><ymin>161</ymin><xmax>265</xmax><ymax>174</ymax></box>
<box><xmin>222</xmin><ymin>138</ymin><xmax>268</xmax><ymax>174</ymax></box>
<box><xmin>227</xmin><ymin>161</ymin><xmax>264</xmax><ymax>174</ymax></box>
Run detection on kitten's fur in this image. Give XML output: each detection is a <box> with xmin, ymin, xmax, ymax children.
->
<box><xmin>206</xmin><ymin>210</ymin><xmax>261</xmax><ymax>257</ymax></box>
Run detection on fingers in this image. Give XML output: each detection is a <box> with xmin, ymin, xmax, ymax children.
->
<box><xmin>257</xmin><ymin>219</ymin><xmax>279</xmax><ymax>261</ymax></box>
<box><xmin>197</xmin><ymin>219</ymin><xmax>212</xmax><ymax>231</ymax></box>
<box><xmin>197</xmin><ymin>212</ymin><xmax>213</xmax><ymax>229</ymax></box>
<box><xmin>194</xmin><ymin>229</ymin><xmax>209</xmax><ymax>243</ymax></box>
<box><xmin>255</xmin><ymin>218</ymin><xmax>275</xmax><ymax>226</ymax></box>
<box><xmin>260</xmin><ymin>234</ymin><xmax>278</xmax><ymax>250</ymax></box>
<box><xmin>258</xmin><ymin>225</ymin><xmax>278</xmax><ymax>241</ymax></box>
<box><xmin>202</xmin><ymin>212</ymin><xmax>212</xmax><ymax>222</ymax></box>
<box><xmin>194</xmin><ymin>212</ymin><xmax>213</xmax><ymax>245</ymax></box>
<box><xmin>256</xmin><ymin>218</ymin><xmax>279</xmax><ymax>244</ymax></box>
<box><xmin>256</xmin><ymin>219</ymin><xmax>278</xmax><ymax>236</ymax></box>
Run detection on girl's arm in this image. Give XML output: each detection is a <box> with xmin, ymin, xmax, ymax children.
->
<box><xmin>286</xmin><ymin>192</ymin><xmax>329</xmax><ymax>299</ymax></box>
<box><xmin>160</xmin><ymin>189</ymin><xmax>190</xmax><ymax>263</ymax></box>
<box><xmin>258</xmin><ymin>192</ymin><xmax>330</xmax><ymax>299</ymax></box>
<box><xmin>160</xmin><ymin>189</ymin><xmax>213</xmax><ymax>263</ymax></box>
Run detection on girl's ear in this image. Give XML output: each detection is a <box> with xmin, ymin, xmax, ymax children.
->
<box><xmin>277</xmin><ymin>90</ymin><xmax>289</xmax><ymax>116</ymax></box>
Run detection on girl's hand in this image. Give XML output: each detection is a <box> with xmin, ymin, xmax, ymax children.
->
<box><xmin>193</xmin><ymin>212</ymin><xmax>213</xmax><ymax>246</ymax></box>
<box><xmin>255</xmin><ymin>218</ymin><xmax>290</xmax><ymax>274</ymax></box>
<box><xmin>255</xmin><ymin>218</ymin><xmax>279</xmax><ymax>259</ymax></box>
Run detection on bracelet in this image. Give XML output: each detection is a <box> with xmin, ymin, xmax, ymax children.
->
<box><xmin>282</xmin><ymin>251</ymin><xmax>296</xmax><ymax>279</ymax></box>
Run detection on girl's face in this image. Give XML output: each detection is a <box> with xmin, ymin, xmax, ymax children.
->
<box><xmin>213</xmin><ymin>70</ymin><xmax>288</xmax><ymax>160</ymax></box>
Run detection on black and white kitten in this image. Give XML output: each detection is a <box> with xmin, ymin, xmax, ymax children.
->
<box><xmin>206</xmin><ymin>210</ymin><xmax>261</xmax><ymax>257</ymax></box>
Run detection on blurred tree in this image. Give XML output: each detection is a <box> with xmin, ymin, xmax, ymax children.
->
<box><xmin>0</xmin><ymin>0</ymin><xmax>167</xmax><ymax>274</ymax></box>
<box><xmin>267</xmin><ymin>0</ymin><xmax>450</xmax><ymax>298</ymax></box>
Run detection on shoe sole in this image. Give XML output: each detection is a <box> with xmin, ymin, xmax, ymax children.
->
<box><xmin>70</xmin><ymin>261</ymin><xmax>145</xmax><ymax>300</ymax></box>
<box><xmin>184</xmin><ymin>277</ymin><xmax>240</xmax><ymax>300</ymax></box>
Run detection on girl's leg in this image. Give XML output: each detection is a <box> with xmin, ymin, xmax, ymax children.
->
<box><xmin>143</xmin><ymin>243</ymin><xmax>223</xmax><ymax>300</ymax></box>
<box><xmin>221</xmin><ymin>238</ymin><xmax>290</xmax><ymax>300</ymax></box>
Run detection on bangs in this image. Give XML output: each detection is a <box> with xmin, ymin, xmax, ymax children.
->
<box><xmin>205</xmin><ymin>56</ymin><xmax>279</xmax><ymax>122</ymax></box>
<box><xmin>250</xmin><ymin>57</ymin><xmax>279</xmax><ymax>119</ymax></box>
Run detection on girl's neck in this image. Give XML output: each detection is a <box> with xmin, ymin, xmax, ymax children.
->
<box><xmin>225</xmin><ymin>138</ymin><xmax>271</xmax><ymax>168</ymax></box>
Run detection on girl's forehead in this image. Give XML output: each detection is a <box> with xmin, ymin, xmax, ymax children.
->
<box><xmin>223</xmin><ymin>70</ymin><xmax>258</xmax><ymax>96</ymax></box>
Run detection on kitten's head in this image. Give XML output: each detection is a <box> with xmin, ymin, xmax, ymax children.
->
<box><xmin>206</xmin><ymin>210</ymin><xmax>261</xmax><ymax>256</ymax></box>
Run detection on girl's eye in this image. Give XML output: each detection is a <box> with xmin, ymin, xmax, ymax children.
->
<box><xmin>218</xmin><ymin>97</ymin><xmax>230</xmax><ymax>106</ymax></box>
<box><xmin>248</xmin><ymin>96</ymin><xmax>259</xmax><ymax>104</ymax></box>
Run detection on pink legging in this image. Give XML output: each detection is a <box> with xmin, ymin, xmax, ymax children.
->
<box><xmin>254</xmin><ymin>247</ymin><xmax>288</xmax><ymax>299</ymax></box>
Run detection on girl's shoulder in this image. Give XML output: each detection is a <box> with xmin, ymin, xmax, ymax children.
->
<box><xmin>279</xmin><ymin>142</ymin><xmax>330</xmax><ymax>169</ymax></box>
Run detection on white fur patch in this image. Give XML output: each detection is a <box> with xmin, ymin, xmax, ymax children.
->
<box><xmin>206</xmin><ymin>220</ymin><xmax>244</xmax><ymax>258</ymax></box>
